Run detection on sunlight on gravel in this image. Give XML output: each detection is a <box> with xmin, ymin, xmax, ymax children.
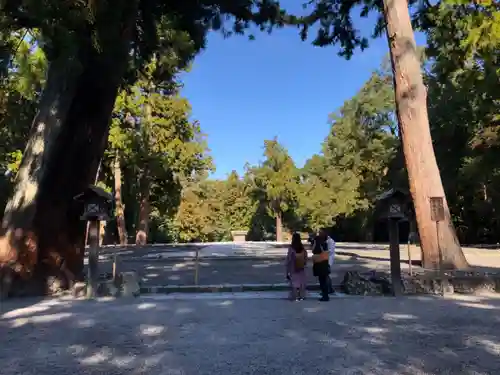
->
<box><xmin>1</xmin><ymin>293</ymin><xmax>499</xmax><ymax>374</ymax></box>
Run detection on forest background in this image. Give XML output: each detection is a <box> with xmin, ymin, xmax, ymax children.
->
<box><xmin>1</xmin><ymin>1</ymin><xmax>498</xmax><ymax>247</ymax></box>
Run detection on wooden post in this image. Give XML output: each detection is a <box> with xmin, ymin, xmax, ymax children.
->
<box><xmin>389</xmin><ymin>218</ymin><xmax>403</xmax><ymax>296</ymax></box>
<box><xmin>194</xmin><ymin>247</ymin><xmax>199</xmax><ymax>285</ymax></box>
<box><xmin>112</xmin><ymin>254</ymin><xmax>118</xmax><ymax>281</ymax></box>
<box><xmin>87</xmin><ymin>220</ymin><xmax>100</xmax><ymax>299</ymax></box>
<box><xmin>407</xmin><ymin>237</ymin><xmax>412</xmax><ymax>276</ymax></box>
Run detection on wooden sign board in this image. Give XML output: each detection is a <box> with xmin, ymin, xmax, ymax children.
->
<box><xmin>430</xmin><ymin>197</ymin><xmax>445</xmax><ymax>222</ymax></box>
<box><xmin>388</xmin><ymin>203</ymin><xmax>404</xmax><ymax>219</ymax></box>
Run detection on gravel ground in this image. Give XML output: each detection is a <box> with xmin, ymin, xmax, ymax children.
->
<box><xmin>1</xmin><ymin>293</ymin><xmax>500</xmax><ymax>374</ymax></box>
<box><xmin>89</xmin><ymin>242</ymin><xmax>500</xmax><ymax>288</ymax></box>
<box><xmin>92</xmin><ymin>242</ymin><xmax>409</xmax><ymax>287</ymax></box>
<box><xmin>95</xmin><ymin>257</ymin><xmax>388</xmax><ymax>287</ymax></box>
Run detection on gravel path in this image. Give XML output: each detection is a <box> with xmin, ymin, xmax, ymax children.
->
<box><xmin>1</xmin><ymin>293</ymin><xmax>499</xmax><ymax>374</ymax></box>
<box><xmin>88</xmin><ymin>242</ymin><xmax>500</xmax><ymax>288</ymax></box>
<box><xmin>92</xmin><ymin>244</ymin><xmax>414</xmax><ymax>287</ymax></box>
<box><xmin>95</xmin><ymin>257</ymin><xmax>395</xmax><ymax>287</ymax></box>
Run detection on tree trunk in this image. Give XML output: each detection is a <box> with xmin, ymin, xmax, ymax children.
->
<box><xmin>383</xmin><ymin>0</ymin><xmax>468</xmax><ymax>269</ymax></box>
<box><xmin>135</xmin><ymin>93</ymin><xmax>153</xmax><ymax>246</ymax></box>
<box><xmin>0</xmin><ymin>56</ymin><xmax>81</xmax><ymax>295</ymax></box>
<box><xmin>0</xmin><ymin>3</ymin><xmax>139</xmax><ymax>296</ymax></box>
<box><xmin>99</xmin><ymin>221</ymin><xmax>106</xmax><ymax>246</ymax></box>
<box><xmin>276</xmin><ymin>212</ymin><xmax>283</xmax><ymax>243</ymax></box>
<box><xmin>135</xmin><ymin>172</ymin><xmax>151</xmax><ymax>246</ymax></box>
<box><xmin>114</xmin><ymin>152</ymin><xmax>127</xmax><ymax>245</ymax></box>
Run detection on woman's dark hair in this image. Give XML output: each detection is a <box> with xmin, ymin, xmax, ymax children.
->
<box><xmin>312</xmin><ymin>235</ymin><xmax>326</xmax><ymax>254</ymax></box>
<box><xmin>291</xmin><ymin>232</ymin><xmax>304</xmax><ymax>253</ymax></box>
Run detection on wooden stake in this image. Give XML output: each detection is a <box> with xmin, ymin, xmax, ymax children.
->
<box><xmin>407</xmin><ymin>240</ymin><xmax>412</xmax><ymax>276</ymax></box>
<box><xmin>389</xmin><ymin>218</ymin><xmax>403</xmax><ymax>296</ymax></box>
<box><xmin>194</xmin><ymin>248</ymin><xmax>199</xmax><ymax>285</ymax></box>
<box><xmin>87</xmin><ymin>220</ymin><xmax>100</xmax><ymax>299</ymax></box>
<box><xmin>112</xmin><ymin>254</ymin><xmax>118</xmax><ymax>281</ymax></box>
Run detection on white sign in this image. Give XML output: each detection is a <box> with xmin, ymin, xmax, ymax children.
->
<box><xmin>389</xmin><ymin>204</ymin><xmax>401</xmax><ymax>213</ymax></box>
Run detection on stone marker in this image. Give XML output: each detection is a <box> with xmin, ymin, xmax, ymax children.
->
<box><xmin>121</xmin><ymin>271</ymin><xmax>140</xmax><ymax>297</ymax></box>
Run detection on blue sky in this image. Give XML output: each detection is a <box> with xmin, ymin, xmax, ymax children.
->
<box><xmin>181</xmin><ymin>9</ymin><xmax>425</xmax><ymax>179</ymax></box>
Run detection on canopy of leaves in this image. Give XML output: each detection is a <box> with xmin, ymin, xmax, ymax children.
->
<box><xmin>299</xmin><ymin>69</ymin><xmax>397</xmax><ymax>231</ymax></box>
<box><xmin>102</xmin><ymin>58</ymin><xmax>213</xmax><ymax>242</ymax></box>
<box><xmin>0</xmin><ymin>32</ymin><xmax>45</xmax><ymax>209</ymax></box>
<box><xmin>0</xmin><ymin>30</ymin><xmax>214</xmax><ymax>243</ymax></box>
<box><xmin>421</xmin><ymin>1</ymin><xmax>500</xmax><ymax>242</ymax></box>
<box><xmin>2</xmin><ymin>1</ymin><xmax>499</xmax><ymax>246</ymax></box>
<box><xmin>173</xmin><ymin>173</ymin><xmax>256</xmax><ymax>242</ymax></box>
<box><xmin>247</xmin><ymin>138</ymin><xmax>300</xmax><ymax>218</ymax></box>
<box><xmin>0</xmin><ymin>0</ymin><xmax>293</xmax><ymax>89</ymax></box>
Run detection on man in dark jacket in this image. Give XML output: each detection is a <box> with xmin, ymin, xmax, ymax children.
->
<box><xmin>319</xmin><ymin>229</ymin><xmax>336</xmax><ymax>294</ymax></box>
<box><xmin>312</xmin><ymin>235</ymin><xmax>330</xmax><ymax>301</ymax></box>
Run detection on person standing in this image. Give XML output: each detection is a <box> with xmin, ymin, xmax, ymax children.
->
<box><xmin>286</xmin><ymin>233</ymin><xmax>308</xmax><ymax>301</ymax></box>
<box><xmin>320</xmin><ymin>229</ymin><xmax>336</xmax><ymax>294</ymax></box>
<box><xmin>312</xmin><ymin>235</ymin><xmax>330</xmax><ymax>301</ymax></box>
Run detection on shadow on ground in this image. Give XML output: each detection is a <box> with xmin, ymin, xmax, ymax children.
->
<box><xmin>1</xmin><ymin>291</ymin><xmax>500</xmax><ymax>374</ymax></box>
<box><xmin>93</xmin><ymin>255</ymin><xmax>408</xmax><ymax>288</ymax></box>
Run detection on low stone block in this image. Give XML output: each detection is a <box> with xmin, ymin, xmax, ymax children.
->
<box><xmin>340</xmin><ymin>271</ymin><xmax>387</xmax><ymax>296</ymax></box>
<box><xmin>403</xmin><ymin>277</ymin><xmax>453</xmax><ymax>295</ymax></box>
<box><xmin>120</xmin><ymin>271</ymin><xmax>140</xmax><ymax>297</ymax></box>
<box><xmin>98</xmin><ymin>280</ymin><xmax>120</xmax><ymax>297</ymax></box>
<box><xmin>451</xmin><ymin>276</ymin><xmax>496</xmax><ymax>294</ymax></box>
<box><xmin>72</xmin><ymin>282</ymin><xmax>87</xmax><ymax>298</ymax></box>
<box><xmin>442</xmin><ymin>279</ymin><xmax>455</xmax><ymax>295</ymax></box>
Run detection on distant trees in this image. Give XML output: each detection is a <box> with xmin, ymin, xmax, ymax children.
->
<box><xmin>0</xmin><ymin>0</ymin><xmax>286</xmax><ymax>292</ymax></box>
<box><xmin>0</xmin><ymin>36</ymin><xmax>212</xmax><ymax>290</ymax></box>
<box><xmin>1</xmin><ymin>0</ymin><xmax>498</xmax><ymax>294</ymax></box>
<box><xmin>300</xmin><ymin>70</ymin><xmax>398</xmax><ymax>235</ymax></box>
<box><xmin>105</xmin><ymin>58</ymin><xmax>212</xmax><ymax>246</ymax></box>
<box><xmin>170</xmin><ymin>37</ymin><xmax>498</xmax><ymax>250</ymax></box>
<box><xmin>246</xmin><ymin>139</ymin><xmax>300</xmax><ymax>242</ymax></box>
<box><xmin>2</xmin><ymin>42</ymin><xmax>498</xmax><ymax>249</ymax></box>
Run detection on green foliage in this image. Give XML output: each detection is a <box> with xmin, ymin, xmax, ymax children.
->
<box><xmin>299</xmin><ymin>70</ymin><xmax>398</xmax><ymax>232</ymax></box>
<box><xmin>221</xmin><ymin>171</ymin><xmax>256</xmax><ymax>232</ymax></box>
<box><xmin>0</xmin><ymin>27</ymin><xmax>214</xmax><ymax>243</ymax></box>
<box><xmin>0</xmin><ymin>31</ymin><xmax>43</xmax><ymax>209</ymax></box>
<box><xmin>0</xmin><ymin>0</ymin><xmax>294</xmax><ymax>90</ymax></box>
<box><xmin>416</xmin><ymin>1</ymin><xmax>500</xmax><ymax>69</ymax></box>
<box><xmin>103</xmin><ymin>57</ymin><xmax>213</xmax><ymax>242</ymax></box>
<box><xmin>173</xmin><ymin>173</ymin><xmax>257</xmax><ymax>242</ymax></box>
<box><xmin>109</xmin><ymin>79</ymin><xmax>212</xmax><ymax>187</ymax></box>
<box><xmin>171</xmin><ymin>68</ymin><xmax>399</xmax><ymax>241</ymax></box>
<box><xmin>248</xmin><ymin>138</ymin><xmax>300</xmax><ymax>218</ymax></box>
<box><xmin>1</xmin><ymin>0</ymin><xmax>499</xmax><ymax>246</ymax></box>
<box><xmin>422</xmin><ymin>2</ymin><xmax>500</xmax><ymax>243</ymax></box>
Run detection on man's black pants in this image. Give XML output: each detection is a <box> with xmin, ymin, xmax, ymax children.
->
<box><xmin>318</xmin><ymin>274</ymin><xmax>330</xmax><ymax>300</ymax></box>
<box><xmin>327</xmin><ymin>276</ymin><xmax>334</xmax><ymax>294</ymax></box>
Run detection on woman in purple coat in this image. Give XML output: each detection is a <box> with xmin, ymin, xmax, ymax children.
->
<box><xmin>286</xmin><ymin>233</ymin><xmax>308</xmax><ymax>301</ymax></box>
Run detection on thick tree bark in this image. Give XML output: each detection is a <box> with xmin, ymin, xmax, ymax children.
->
<box><xmin>1</xmin><ymin>56</ymin><xmax>123</xmax><ymax>295</ymax></box>
<box><xmin>99</xmin><ymin>221</ymin><xmax>106</xmax><ymax>246</ymax></box>
<box><xmin>135</xmin><ymin>172</ymin><xmax>151</xmax><ymax>246</ymax></box>
<box><xmin>0</xmin><ymin>57</ymin><xmax>81</xmax><ymax>295</ymax></box>
<box><xmin>0</xmin><ymin>3</ymin><xmax>139</xmax><ymax>296</ymax></box>
<box><xmin>135</xmin><ymin>95</ymin><xmax>153</xmax><ymax>246</ymax></box>
<box><xmin>383</xmin><ymin>0</ymin><xmax>468</xmax><ymax>269</ymax></box>
<box><xmin>276</xmin><ymin>211</ymin><xmax>283</xmax><ymax>243</ymax></box>
<box><xmin>114</xmin><ymin>152</ymin><xmax>127</xmax><ymax>245</ymax></box>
